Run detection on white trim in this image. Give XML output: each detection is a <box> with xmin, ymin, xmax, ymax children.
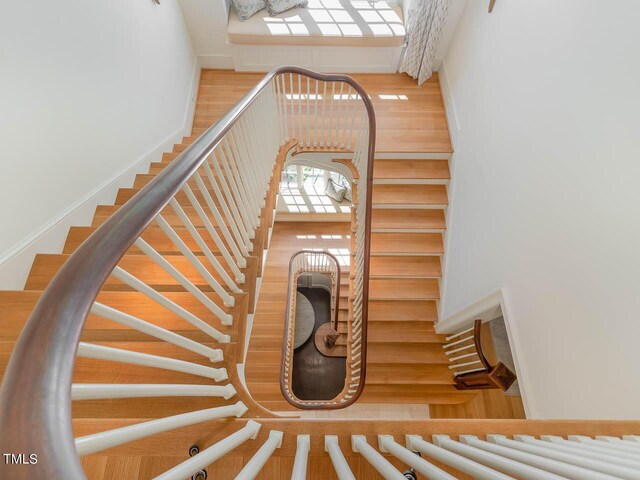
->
<box><xmin>438</xmin><ymin>58</ymin><xmax>460</xmax><ymax>149</ymax></box>
<box><xmin>0</xmin><ymin>56</ymin><xmax>202</xmax><ymax>290</ymax></box>
<box><xmin>436</xmin><ymin>60</ymin><xmax>458</xmax><ymax>325</ymax></box>
<box><xmin>198</xmin><ymin>54</ymin><xmax>234</xmax><ymax>70</ymax></box>
<box><xmin>231</xmin><ymin>44</ymin><xmax>403</xmax><ymax>74</ymax></box>
<box><xmin>182</xmin><ymin>56</ymin><xmax>201</xmax><ymax>137</ymax></box>
<box><xmin>373</xmin><ymin>152</ymin><xmax>451</xmax><ymax>160</ymax></box>
<box><xmin>435</xmin><ymin>289</ymin><xmax>503</xmax><ymax>334</ymax></box>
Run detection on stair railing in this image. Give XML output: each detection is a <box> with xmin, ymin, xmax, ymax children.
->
<box><xmin>281</xmin><ymin>250</ymin><xmax>344</xmax><ymax>408</ymax></box>
<box><xmin>443</xmin><ymin>319</ymin><xmax>517</xmax><ymax>391</ymax></box>
<box><xmin>0</xmin><ymin>66</ymin><xmax>375</xmax><ymax>479</ymax></box>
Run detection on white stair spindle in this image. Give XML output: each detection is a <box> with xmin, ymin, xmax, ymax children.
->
<box><xmin>291</xmin><ymin>434</ymin><xmax>310</xmax><ymax>480</ymax></box>
<box><xmin>325</xmin><ymin>435</ymin><xmax>355</xmax><ymax>480</ymax></box>
<box><xmin>203</xmin><ymin>155</ymin><xmax>249</xmax><ymax>260</ymax></box>
<box><xmin>378</xmin><ymin>435</ymin><xmax>455</xmax><ymax>480</ymax></box>
<box><xmin>75</xmin><ymin>402</ymin><xmax>248</xmax><ymax>456</ymax></box>
<box><xmin>71</xmin><ymin>383</ymin><xmax>236</xmax><ymax>401</ymax></box>
<box><xmin>568</xmin><ymin>435</ymin><xmax>640</xmax><ymax>457</ymax></box>
<box><xmin>595</xmin><ymin>436</ymin><xmax>640</xmax><ymax>452</ymax></box>
<box><xmin>219</xmin><ymin>138</ymin><xmax>255</xmax><ymax>237</ymax></box>
<box><xmin>466</xmin><ymin>434</ymin><xmax>616</xmax><ymax>480</ymax></box>
<box><xmin>134</xmin><ymin>237</ymin><xmax>233</xmax><ymax>325</ymax></box>
<box><xmin>235</xmin><ymin>430</ymin><xmax>284</xmax><ymax>480</ymax></box>
<box><xmin>335</xmin><ymin>82</ymin><xmax>344</xmax><ymax>147</ymax></box>
<box><xmin>77</xmin><ymin>342</ymin><xmax>228</xmax><ymax>382</ymax></box>
<box><xmin>209</xmin><ymin>150</ymin><xmax>252</xmax><ymax>249</ymax></box>
<box><xmin>532</xmin><ymin>436</ymin><xmax>640</xmax><ymax>472</ymax></box>
<box><xmin>351</xmin><ymin>435</ymin><xmax>405</xmax><ymax>480</ymax></box>
<box><xmin>491</xmin><ymin>435</ymin><xmax>637</xmax><ymax>480</ymax></box>
<box><xmin>111</xmin><ymin>267</ymin><xmax>231</xmax><ymax>343</ymax></box>
<box><xmin>435</xmin><ymin>435</ymin><xmax>566</xmax><ymax>480</ymax></box>
<box><xmin>406</xmin><ymin>435</ymin><xmax>515</xmax><ymax>480</ymax></box>
<box><xmin>298</xmin><ymin>74</ymin><xmax>303</xmax><ymax>147</ymax></box>
<box><xmin>180</xmin><ymin>181</ymin><xmax>244</xmax><ymax>286</ymax></box>
<box><xmin>154</xmin><ymin>214</ymin><xmax>236</xmax><ymax>303</ymax></box>
<box><xmin>90</xmin><ymin>302</ymin><xmax>223</xmax><ymax>361</ymax></box>
<box><xmin>153</xmin><ymin>420</ymin><xmax>262</xmax><ymax>480</ymax></box>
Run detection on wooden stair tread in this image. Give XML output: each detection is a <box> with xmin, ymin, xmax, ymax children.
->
<box><xmin>93</xmin><ymin>205</ymin><xmax>238</xmax><ymax>230</ymax></box>
<box><xmin>0</xmin><ymin>290</ymin><xmax>237</xmax><ymax>341</ymax></box>
<box><xmin>372</xmin><ymin>159</ymin><xmax>450</xmax><ymax>180</ymax></box>
<box><xmin>369</xmin><ymin>256</ymin><xmax>441</xmax><ymax>277</ymax></box>
<box><xmin>368</xmin><ymin>300</ymin><xmax>438</xmax><ymax>322</ymax></box>
<box><xmin>367</xmin><ymin>321</ymin><xmax>443</xmax><ymax>343</ymax></box>
<box><xmin>365</xmin><ymin>363</ymin><xmax>453</xmax><ymax>385</ymax></box>
<box><xmin>369</xmin><ymin>278</ymin><xmax>440</xmax><ymax>300</ymax></box>
<box><xmin>366</xmin><ymin>342</ymin><xmax>447</xmax><ymax>364</ymax></box>
<box><xmin>371</xmin><ymin>210</ymin><xmax>446</xmax><ymax>230</ymax></box>
<box><xmin>25</xmin><ymin>254</ymin><xmax>239</xmax><ymax>294</ymax></box>
<box><xmin>371</xmin><ymin>233</ymin><xmax>443</xmax><ymax>255</ymax></box>
<box><xmin>360</xmin><ymin>385</ymin><xmax>476</xmax><ymax>404</ymax></box>
<box><xmin>64</xmin><ymin>225</ymin><xmax>235</xmax><ymax>257</ymax></box>
<box><xmin>372</xmin><ymin>184</ymin><xmax>448</xmax><ymax>205</ymax></box>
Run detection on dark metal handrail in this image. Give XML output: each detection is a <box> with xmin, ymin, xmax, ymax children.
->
<box><xmin>0</xmin><ymin>66</ymin><xmax>375</xmax><ymax>478</ymax></box>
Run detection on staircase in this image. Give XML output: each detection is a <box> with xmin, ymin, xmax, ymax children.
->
<box><xmin>2</xmin><ymin>68</ymin><xmax>638</xmax><ymax>479</ymax></box>
<box><xmin>360</xmin><ymin>156</ymin><xmax>475</xmax><ymax>405</ymax></box>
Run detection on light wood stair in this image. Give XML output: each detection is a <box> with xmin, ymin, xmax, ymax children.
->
<box><xmin>358</xmin><ymin>156</ymin><xmax>472</xmax><ymax>406</ymax></box>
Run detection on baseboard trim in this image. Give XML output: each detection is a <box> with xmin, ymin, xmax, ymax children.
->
<box><xmin>198</xmin><ymin>54</ymin><xmax>234</xmax><ymax>70</ymax></box>
<box><xmin>438</xmin><ymin>58</ymin><xmax>460</xmax><ymax>150</ymax></box>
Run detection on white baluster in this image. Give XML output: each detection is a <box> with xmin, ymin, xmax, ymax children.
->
<box><xmin>462</xmin><ymin>435</ymin><xmax>611</xmax><ymax>480</ymax></box>
<box><xmin>169</xmin><ymin>194</ymin><xmax>243</xmax><ymax>290</ymax></box>
<box><xmin>544</xmin><ymin>435</ymin><xmax>640</xmax><ymax>464</ymax></box>
<box><xmin>378</xmin><ymin>435</ymin><xmax>455</xmax><ymax>480</ymax></box>
<box><xmin>235</xmin><ymin>430</ymin><xmax>284</xmax><ymax>480</ymax></box>
<box><xmin>434</xmin><ymin>435</ymin><xmax>565</xmax><ymax>480</ymax></box>
<box><xmin>71</xmin><ymin>383</ymin><xmax>236</xmax><ymax>401</ymax></box>
<box><xmin>407</xmin><ymin>435</ymin><xmax>515</xmax><ymax>480</ymax></box>
<box><xmin>76</xmin><ymin>342</ymin><xmax>228</xmax><ymax>382</ymax></box>
<box><xmin>352</xmin><ymin>435</ymin><xmax>405</xmax><ymax>479</ymax></box>
<box><xmin>325</xmin><ymin>435</ymin><xmax>355</xmax><ymax>480</ymax></box>
<box><xmin>75</xmin><ymin>402</ymin><xmax>248</xmax><ymax>456</ymax></box>
<box><xmin>149</xmin><ymin>217</ymin><xmax>236</xmax><ymax>306</ymax></box>
<box><xmin>568</xmin><ymin>435</ymin><xmax>640</xmax><ymax>458</ymax></box>
<box><xmin>306</xmin><ymin>77</ymin><xmax>310</xmax><ymax>147</ymax></box>
<box><xmin>291</xmin><ymin>434</ymin><xmax>310</xmax><ymax>480</ymax></box>
<box><xmin>111</xmin><ymin>267</ymin><xmax>231</xmax><ymax>342</ymax></box>
<box><xmin>90</xmin><ymin>302</ymin><xmax>222</xmax><ymax>361</ymax></box>
<box><xmin>490</xmin><ymin>435</ymin><xmax>637</xmax><ymax>480</ymax></box>
<box><xmin>335</xmin><ymin>82</ymin><xmax>344</xmax><ymax>147</ymax></box>
<box><xmin>154</xmin><ymin>421</ymin><xmax>262</xmax><ymax>480</ymax></box>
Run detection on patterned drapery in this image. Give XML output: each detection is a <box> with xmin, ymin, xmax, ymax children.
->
<box><xmin>400</xmin><ymin>0</ymin><xmax>451</xmax><ymax>85</ymax></box>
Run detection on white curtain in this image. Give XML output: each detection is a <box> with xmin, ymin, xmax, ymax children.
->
<box><xmin>400</xmin><ymin>0</ymin><xmax>451</xmax><ymax>85</ymax></box>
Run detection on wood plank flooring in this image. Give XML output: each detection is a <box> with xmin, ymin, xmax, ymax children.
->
<box><xmin>193</xmin><ymin>70</ymin><xmax>452</xmax><ymax>153</ymax></box>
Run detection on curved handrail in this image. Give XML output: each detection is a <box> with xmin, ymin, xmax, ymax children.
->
<box><xmin>0</xmin><ymin>66</ymin><xmax>375</xmax><ymax>478</ymax></box>
<box><xmin>280</xmin><ymin>250</ymin><xmax>343</xmax><ymax>409</ymax></box>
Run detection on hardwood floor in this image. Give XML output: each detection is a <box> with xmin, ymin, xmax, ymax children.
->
<box><xmin>194</xmin><ymin>70</ymin><xmax>452</xmax><ymax>153</ymax></box>
<box><xmin>0</xmin><ymin>69</ymin><xmax>522</xmax><ymax>480</ymax></box>
<box><xmin>245</xmin><ymin>221</ymin><xmax>351</xmax><ymax>411</ymax></box>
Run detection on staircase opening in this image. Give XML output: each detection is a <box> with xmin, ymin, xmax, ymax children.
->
<box><xmin>291</xmin><ymin>283</ymin><xmax>346</xmax><ymax>401</ymax></box>
<box><xmin>281</xmin><ymin>250</ymin><xmax>353</xmax><ymax>408</ymax></box>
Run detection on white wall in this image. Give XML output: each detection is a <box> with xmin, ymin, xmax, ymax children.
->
<box><xmin>440</xmin><ymin>0</ymin><xmax>640</xmax><ymax>419</ymax></box>
<box><xmin>0</xmin><ymin>0</ymin><xmax>197</xmax><ymax>289</ymax></box>
<box><xmin>435</xmin><ymin>0</ymin><xmax>467</xmax><ymax>68</ymax></box>
<box><xmin>179</xmin><ymin>0</ymin><xmax>234</xmax><ymax>68</ymax></box>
